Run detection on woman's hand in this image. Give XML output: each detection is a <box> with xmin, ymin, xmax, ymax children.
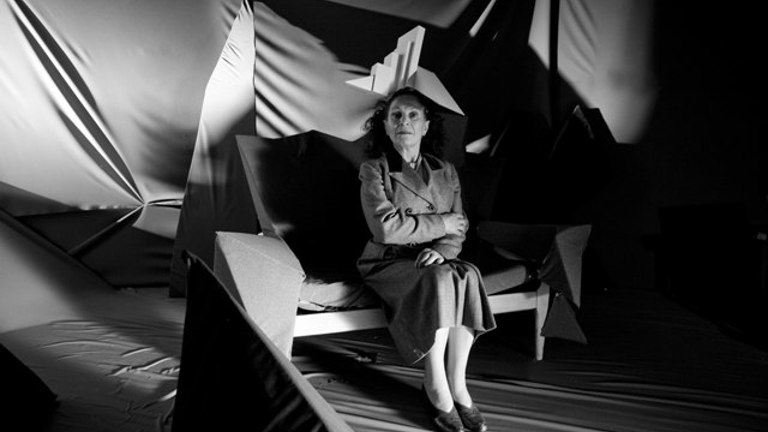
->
<box><xmin>415</xmin><ymin>248</ymin><xmax>445</xmax><ymax>268</ymax></box>
<box><xmin>442</xmin><ymin>213</ymin><xmax>468</xmax><ymax>236</ymax></box>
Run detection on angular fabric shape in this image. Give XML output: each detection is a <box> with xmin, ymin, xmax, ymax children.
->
<box><xmin>1</xmin><ymin>343</ymin><xmax>58</xmax><ymax>429</ymax></box>
<box><xmin>213</xmin><ymin>232</ymin><xmax>304</xmax><ymax>358</ymax></box>
<box><xmin>540</xmin><ymin>224</ymin><xmax>592</xmax><ymax>307</ymax></box>
<box><xmin>0</xmin><ymin>209</ymin><xmax>116</xmax><ymax>333</ymax></box>
<box><xmin>346</xmin><ymin>25</ymin><xmax>464</xmax><ymax>115</ymax></box>
<box><xmin>542</xmin><ymin>293</ymin><xmax>587</xmax><ymax>344</ymax></box>
<box><xmin>173</xmin><ymin>252</ymin><xmax>353</xmax><ymax>432</ymax></box>
<box><xmin>169</xmin><ymin>1</ymin><xmax>259</xmax><ymax>296</ymax></box>
<box><xmin>476</xmin><ymin>220</ymin><xmax>592</xmax><ymax>341</ymax></box>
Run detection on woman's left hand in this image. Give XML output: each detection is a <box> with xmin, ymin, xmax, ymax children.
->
<box><xmin>415</xmin><ymin>248</ymin><xmax>445</xmax><ymax>268</ymax></box>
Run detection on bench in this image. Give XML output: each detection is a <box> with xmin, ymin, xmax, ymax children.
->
<box><xmin>212</xmin><ymin>132</ymin><xmax>589</xmax><ymax>361</ymax></box>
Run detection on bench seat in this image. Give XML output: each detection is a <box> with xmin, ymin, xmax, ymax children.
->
<box><xmin>213</xmin><ymin>231</ymin><xmax>550</xmax><ymax>360</ymax></box>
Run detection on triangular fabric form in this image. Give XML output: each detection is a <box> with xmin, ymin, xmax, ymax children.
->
<box><xmin>542</xmin><ymin>293</ymin><xmax>588</xmax><ymax>344</ymax></box>
<box><xmin>213</xmin><ymin>231</ymin><xmax>304</xmax><ymax>358</ymax></box>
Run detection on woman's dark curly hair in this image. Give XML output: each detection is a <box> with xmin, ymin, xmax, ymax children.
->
<box><xmin>362</xmin><ymin>87</ymin><xmax>445</xmax><ymax>158</ymax></box>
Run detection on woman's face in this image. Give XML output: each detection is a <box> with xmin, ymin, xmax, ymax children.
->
<box><xmin>383</xmin><ymin>94</ymin><xmax>430</xmax><ymax>151</ymax></box>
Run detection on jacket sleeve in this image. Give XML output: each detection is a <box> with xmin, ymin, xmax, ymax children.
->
<box><xmin>359</xmin><ymin>160</ymin><xmax>446</xmax><ymax>245</ymax></box>
<box><xmin>430</xmin><ymin>162</ymin><xmax>465</xmax><ymax>260</ymax></box>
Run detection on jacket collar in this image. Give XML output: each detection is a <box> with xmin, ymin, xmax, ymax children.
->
<box><xmin>385</xmin><ymin>150</ymin><xmax>440</xmax><ymax>207</ymax></box>
<box><xmin>385</xmin><ymin>149</ymin><xmax>404</xmax><ymax>173</ymax></box>
<box><xmin>385</xmin><ymin>149</ymin><xmax>440</xmax><ymax>173</ymax></box>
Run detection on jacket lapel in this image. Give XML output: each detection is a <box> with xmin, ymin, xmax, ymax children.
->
<box><xmin>423</xmin><ymin>154</ymin><xmax>451</xmax><ymax>210</ymax></box>
<box><xmin>386</xmin><ymin>151</ymin><xmax>435</xmax><ymax>207</ymax></box>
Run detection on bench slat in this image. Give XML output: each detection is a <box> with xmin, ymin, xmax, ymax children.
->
<box><xmin>294</xmin><ymin>308</ymin><xmax>388</xmax><ymax>337</ymax></box>
<box><xmin>295</xmin><ymin>290</ymin><xmax>542</xmax><ymax>337</ymax></box>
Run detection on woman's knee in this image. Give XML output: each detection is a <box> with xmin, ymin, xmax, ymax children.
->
<box><xmin>422</xmin><ymin>264</ymin><xmax>453</xmax><ymax>285</ymax></box>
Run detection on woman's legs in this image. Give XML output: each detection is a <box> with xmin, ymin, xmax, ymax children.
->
<box><xmin>425</xmin><ymin>325</ymin><xmax>476</xmax><ymax>409</ymax></box>
<box><xmin>424</xmin><ymin>327</ymin><xmax>453</xmax><ymax>412</ymax></box>
<box><xmin>446</xmin><ymin>325</ymin><xmax>475</xmax><ymax>407</ymax></box>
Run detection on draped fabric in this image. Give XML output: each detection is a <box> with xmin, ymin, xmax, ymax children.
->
<box><xmin>1</xmin><ymin>0</ymin><xmax>658</xmax><ymax>290</ymax></box>
<box><xmin>0</xmin><ymin>0</ymin><xmax>242</xmax><ymax>286</ymax></box>
<box><xmin>3</xmin><ymin>2</ymin><xmax>767</xmax><ymax>432</ymax></box>
<box><xmin>529</xmin><ymin>0</ymin><xmax>656</xmax><ymax>143</ymax></box>
<box><xmin>1</xmin><ymin>0</ymin><xmax>243</xmax><ymax>208</ymax></box>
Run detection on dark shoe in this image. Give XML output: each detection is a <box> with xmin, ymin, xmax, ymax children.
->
<box><xmin>455</xmin><ymin>401</ymin><xmax>488</xmax><ymax>432</ymax></box>
<box><xmin>421</xmin><ymin>386</ymin><xmax>465</xmax><ymax>432</ymax></box>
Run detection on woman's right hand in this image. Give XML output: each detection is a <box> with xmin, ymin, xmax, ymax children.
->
<box><xmin>442</xmin><ymin>213</ymin><xmax>468</xmax><ymax>236</ymax></box>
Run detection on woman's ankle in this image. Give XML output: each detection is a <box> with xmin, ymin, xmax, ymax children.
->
<box><xmin>448</xmin><ymin>380</ymin><xmax>473</xmax><ymax>407</ymax></box>
<box><xmin>423</xmin><ymin>382</ymin><xmax>454</xmax><ymax>412</ymax></box>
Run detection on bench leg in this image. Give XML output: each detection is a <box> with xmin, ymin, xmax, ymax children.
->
<box><xmin>534</xmin><ymin>282</ymin><xmax>550</xmax><ymax>361</ymax></box>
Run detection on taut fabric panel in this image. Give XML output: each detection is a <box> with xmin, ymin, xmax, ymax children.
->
<box><xmin>169</xmin><ymin>1</ymin><xmax>259</xmax><ymax>295</ymax></box>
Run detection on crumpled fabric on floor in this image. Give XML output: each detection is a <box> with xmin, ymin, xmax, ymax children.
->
<box><xmin>0</xmin><ymin>289</ymin><xmax>185</xmax><ymax>432</ymax></box>
<box><xmin>2</xmin><ymin>287</ymin><xmax>766</xmax><ymax>431</ymax></box>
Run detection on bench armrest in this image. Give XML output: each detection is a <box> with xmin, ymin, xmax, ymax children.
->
<box><xmin>213</xmin><ymin>231</ymin><xmax>305</xmax><ymax>358</ymax></box>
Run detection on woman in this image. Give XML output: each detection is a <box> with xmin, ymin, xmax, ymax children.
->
<box><xmin>357</xmin><ymin>87</ymin><xmax>495</xmax><ymax>432</ymax></box>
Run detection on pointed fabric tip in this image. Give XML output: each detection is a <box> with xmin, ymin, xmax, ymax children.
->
<box><xmin>410</xmin><ymin>67</ymin><xmax>464</xmax><ymax>115</ymax></box>
<box><xmin>542</xmin><ymin>293</ymin><xmax>588</xmax><ymax>344</ymax></box>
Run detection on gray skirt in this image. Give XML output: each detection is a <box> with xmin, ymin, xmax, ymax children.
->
<box><xmin>358</xmin><ymin>248</ymin><xmax>496</xmax><ymax>364</ymax></box>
